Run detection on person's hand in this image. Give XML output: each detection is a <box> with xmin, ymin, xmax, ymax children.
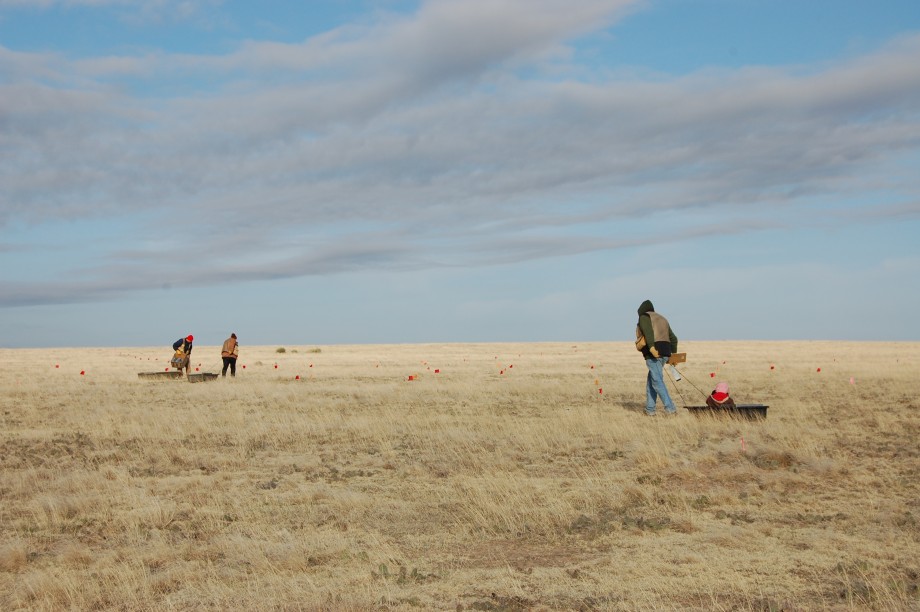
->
<box><xmin>649</xmin><ymin>346</ymin><xmax>659</xmax><ymax>358</ymax></box>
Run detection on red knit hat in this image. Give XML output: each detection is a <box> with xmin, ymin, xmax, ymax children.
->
<box><xmin>186</xmin><ymin>335</ymin><xmax>194</xmax><ymax>342</ymax></box>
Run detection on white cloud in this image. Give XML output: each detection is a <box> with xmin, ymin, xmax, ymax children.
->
<box><xmin>1</xmin><ymin>2</ymin><xmax>919</xmax><ymax>309</ymax></box>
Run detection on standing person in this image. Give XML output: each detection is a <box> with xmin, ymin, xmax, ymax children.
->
<box><xmin>221</xmin><ymin>333</ymin><xmax>239</xmax><ymax>377</ymax></box>
<box><xmin>172</xmin><ymin>334</ymin><xmax>194</xmax><ymax>377</ymax></box>
<box><xmin>635</xmin><ymin>300</ymin><xmax>678</xmax><ymax>416</ymax></box>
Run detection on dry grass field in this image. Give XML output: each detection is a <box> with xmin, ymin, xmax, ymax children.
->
<box><xmin>1</xmin><ymin>341</ymin><xmax>918</xmax><ymax>611</ymax></box>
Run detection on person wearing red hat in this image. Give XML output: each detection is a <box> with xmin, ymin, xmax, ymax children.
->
<box><xmin>706</xmin><ymin>381</ymin><xmax>736</xmax><ymax>409</ymax></box>
<box><xmin>171</xmin><ymin>334</ymin><xmax>194</xmax><ymax>376</ymax></box>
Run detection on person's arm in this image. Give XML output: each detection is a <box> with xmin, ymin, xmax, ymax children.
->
<box><xmin>669</xmin><ymin>327</ymin><xmax>678</xmax><ymax>353</ymax></box>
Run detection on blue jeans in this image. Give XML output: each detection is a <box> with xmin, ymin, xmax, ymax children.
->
<box><xmin>645</xmin><ymin>356</ymin><xmax>676</xmax><ymax>415</ymax></box>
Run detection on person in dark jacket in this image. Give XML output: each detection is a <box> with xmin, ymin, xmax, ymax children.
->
<box><xmin>172</xmin><ymin>334</ymin><xmax>194</xmax><ymax>376</ymax></box>
<box><xmin>635</xmin><ymin>300</ymin><xmax>678</xmax><ymax>416</ymax></box>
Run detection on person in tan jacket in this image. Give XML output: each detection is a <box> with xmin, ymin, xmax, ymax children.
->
<box><xmin>221</xmin><ymin>333</ymin><xmax>239</xmax><ymax>377</ymax></box>
<box><xmin>635</xmin><ymin>300</ymin><xmax>678</xmax><ymax>416</ymax></box>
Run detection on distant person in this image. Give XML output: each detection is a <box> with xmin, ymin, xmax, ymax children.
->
<box><xmin>172</xmin><ymin>334</ymin><xmax>194</xmax><ymax>376</ymax></box>
<box><xmin>221</xmin><ymin>333</ymin><xmax>239</xmax><ymax>377</ymax></box>
<box><xmin>635</xmin><ymin>300</ymin><xmax>678</xmax><ymax>416</ymax></box>
<box><xmin>707</xmin><ymin>381</ymin><xmax>736</xmax><ymax>410</ymax></box>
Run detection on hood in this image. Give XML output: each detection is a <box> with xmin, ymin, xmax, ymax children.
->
<box><xmin>637</xmin><ymin>300</ymin><xmax>654</xmax><ymax>316</ymax></box>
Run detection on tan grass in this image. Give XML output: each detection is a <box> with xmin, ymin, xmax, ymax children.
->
<box><xmin>0</xmin><ymin>341</ymin><xmax>918</xmax><ymax>610</ymax></box>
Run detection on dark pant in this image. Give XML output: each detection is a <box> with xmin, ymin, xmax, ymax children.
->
<box><xmin>222</xmin><ymin>357</ymin><xmax>237</xmax><ymax>376</ymax></box>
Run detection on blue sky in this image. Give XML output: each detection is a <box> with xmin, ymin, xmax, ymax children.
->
<box><xmin>1</xmin><ymin>0</ymin><xmax>919</xmax><ymax>348</ymax></box>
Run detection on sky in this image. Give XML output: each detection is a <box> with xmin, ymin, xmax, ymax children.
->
<box><xmin>1</xmin><ymin>0</ymin><xmax>919</xmax><ymax>348</ymax></box>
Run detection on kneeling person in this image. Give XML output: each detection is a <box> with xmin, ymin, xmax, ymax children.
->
<box><xmin>706</xmin><ymin>381</ymin><xmax>736</xmax><ymax>409</ymax></box>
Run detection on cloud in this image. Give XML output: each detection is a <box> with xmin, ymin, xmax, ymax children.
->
<box><xmin>1</xmin><ymin>2</ymin><xmax>919</xmax><ymax>308</ymax></box>
<box><xmin>0</xmin><ymin>233</ymin><xmax>415</xmax><ymax>307</ymax></box>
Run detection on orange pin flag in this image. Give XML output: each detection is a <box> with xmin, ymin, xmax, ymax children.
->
<box><xmin>80</xmin><ymin>370</ymin><xmax>85</xmax><ymax>376</ymax></box>
<box><xmin>817</xmin><ymin>367</ymin><xmax>821</xmax><ymax>372</ymax></box>
<box><xmin>55</xmin><ymin>364</ymin><xmax>59</xmax><ymax>368</ymax></box>
<box><xmin>598</xmin><ymin>388</ymin><xmax>603</xmax><ymax>394</ymax></box>
<box><xmin>295</xmin><ymin>375</ymin><xmax>300</xmax><ymax>380</ymax></box>
<box><xmin>242</xmin><ymin>365</ymin><xmax>246</xmax><ymax>369</ymax></box>
<box><xmin>434</xmin><ymin>369</ymin><xmax>440</xmax><ymax>374</ymax></box>
<box><xmin>274</xmin><ymin>364</ymin><xmax>278</xmax><ymax>369</ymax></box>
<box><xmin>408</xmin><ymin>375</ymin><xmax>415</xmax><ymax>381</ymax></box>
<box><xmin>710</xmin><ymin>372</ymin><xmax>715</xmax><ymax>378</ymax></box>
<box><xmin>195</xmin><ymin>367</ymin><xmax>199</xmax><ymax>372</ymax></box>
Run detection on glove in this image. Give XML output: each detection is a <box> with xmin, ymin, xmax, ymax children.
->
<box><xmin>649</xmin><ymin>346</ymin><xmax>660</xmax><ymax>358</ymax></box>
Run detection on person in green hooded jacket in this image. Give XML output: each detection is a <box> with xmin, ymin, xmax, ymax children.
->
<box><xmin>635</xmin><ymin>300</ymin><xmax>678</xmax><ymax>416</ymax></box>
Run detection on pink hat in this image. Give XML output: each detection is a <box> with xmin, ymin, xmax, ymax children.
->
<box><xmin>715</xmin><ymin>382</ymin><xmax>729</xmax><ymax>394</ymax></box>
